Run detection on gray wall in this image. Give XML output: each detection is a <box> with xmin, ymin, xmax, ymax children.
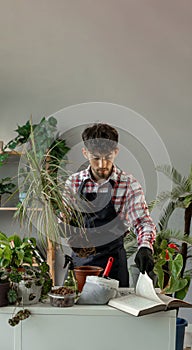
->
<box><xmin>0</xmin><ymin>0</ymin><xmax>191</xmax><ymax>323</ymax></box>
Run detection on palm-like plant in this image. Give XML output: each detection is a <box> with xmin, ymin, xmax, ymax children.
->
<box><xmin>125</xmin><ymin>170</ymin><xmax>192</xmax><ymax>299</ymax></box>
<box><xmin>155</xmin><ymin>165</ymin><xmax>192</xmax><ymax>233</ymax></box>
<box><xmin>14</xmin><ymin>119</ymin><xmax>85</xmax><ymax>247</ymax></box>
<box><xmin>155</xmin><ymin>164</ymin><xmax>192</xmax><ymax>275</ymax></box>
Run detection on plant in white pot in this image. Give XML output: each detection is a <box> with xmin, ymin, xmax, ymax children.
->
<box><xmin>0</xmin><ymin>231</ymin><xmax>52</xmax><ymax>326</ymax></box>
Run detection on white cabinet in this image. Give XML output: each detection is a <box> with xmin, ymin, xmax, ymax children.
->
<box><xmin>0</xmin><ymin>303</ymin><xmax>176</xmax><ymax>350</ymax></box>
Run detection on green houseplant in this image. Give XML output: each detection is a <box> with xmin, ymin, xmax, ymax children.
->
<box><xmin>0</xmin><ymin>231</ymin><xmax>52</xmax><ymax>326</ymax></box>
<box><xmin>125</xmin><ymin>228</ymin><xmax>192</xmax><ymax>298</ymax></box>
<box><xmin>14</xmin><ymin>117</ymin><xmax>84</xmax><ymax>247</ymax></box>
<box><xmin>152</xmin><ymin>164</ymin><xmax>192</xmax><ymax>350</ymax></box>
<box><xmin>0</xmin><ymin>230</ymin><xmax>35</xmax><ymax>312</ymax></box>
<box><xmin>3</xmin><ymin>116</ymin><xmax>70</xmax><ymax>204</ymax></box>
<box><xmin>2</xmin><ymin>115</ymin><xmax>75</xmax><ymax>241</ymax></box>
<box><xmin>4</xmin><ymin>116</ymin><xmax>70</xmax><ymax>167</ymax></box>
<box><xmin>153</xmin><ymin>230</ymin><xmax>192</xmax><ymax>299</ymax></box>
<box><xmin>6</xmin><ymin>261</ymin><xmax>52</xmax><ymax>327</ymax></box>
<box><xmin>0</xmin><ymin>232</ymin><xmax>35</xmax><ymax>268</ymax></box>
<box><xmin>2</xmin><ymin>116</ymin><xmax>85</xmax><ymax>286</ymax></box>
<box><xmin>155</xmin><ymin>164</ymin><xmax>192</xmax><ymax>275</ymax></box>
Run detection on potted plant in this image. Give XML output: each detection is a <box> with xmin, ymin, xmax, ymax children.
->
<box><xmin>0</xmin><ymin>231</ymin><xmax>36</xmax><ymax>268</ymax></box>
<box><xmin>125</xmin><ymin>228</ymin><xmax>192</xmax><ymax>350</ymax></box>
<box><xmin>152</xmin><ymin>231</ymin><xmax>192</xmax><ymax>350</ymax></box>
<box><xmin>0</xmin><ymin>232</ymin><xmax>52</xmax><ymax>304</ymax></box>
<box><xmin>155</xmin><ymin>164</ymin><xmax>192</xmax><ymax>274</ymax></box>
<box><xmin>4</xmin><ymin>117</ymin><xmax>56</xmax><ymax>152</ymax></box>
<box><xmin>6</xmin><ymin>261</ymin><xmax>52</xmax><ymax>327</ymax></box>
<box><xmin>0</xmin><ymin>116</ymin><xmax>77</xmax><ymax>283</ymax></box>
<box><xmin>152</xmin><ymin>230</ymin><xmax>192</xmax><ymax>299</ymax></box>
<box><xmin>3</xmin><ymin>116</ymin><xmax>86</xmax><ymax>287</ymax></box>
<box><xmin>125</xmin><ymin>228</ymin><xmax>192</xmax><ymax>292</ymax></box>
<box><xmin>13</xmin><ymin>117</ymin><xmax>84</xmax><ymax>248</ymax></box>
<box><xmin>153</xmin><ymin>165</ymin><xmax>192</xmax><ymax>350</ymax></box>
<box><xmin>4</xmin><ymin>116</ymin><xmax>70</xmax><ymax>165</ymax></box>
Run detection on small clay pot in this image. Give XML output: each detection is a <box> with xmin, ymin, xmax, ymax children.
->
<box><xmin>74</xmin><ymin>266</ymin><xmax>103</xmax><ymax>292</ymax></box>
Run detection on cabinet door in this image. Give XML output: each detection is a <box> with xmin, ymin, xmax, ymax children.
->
<box><xmin>0</xmin><ymin>313</ymin><xmax>18</xmax><ymax>350</ymax></box>
<box><xmin>21</xmin><ymin>311</ymin><xmax>176</xmax><ymax>350</ymax></box>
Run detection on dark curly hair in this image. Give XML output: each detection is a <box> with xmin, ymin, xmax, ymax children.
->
<box><xmin>82</xmin><ymin>123</ymin><xmax>118</xmax><ymax>153</ymax></box>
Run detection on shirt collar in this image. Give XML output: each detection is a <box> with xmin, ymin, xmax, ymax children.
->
<box><xmin>82</xmin><ymin>164</ymin><xmax>120</xmax><ymax>185</ymax></box>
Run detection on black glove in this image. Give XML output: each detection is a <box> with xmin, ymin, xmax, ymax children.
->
<box><xmin>134</xmin><ymin>247</ymin><xmax>154</xmax><ymax>274</ymax></box>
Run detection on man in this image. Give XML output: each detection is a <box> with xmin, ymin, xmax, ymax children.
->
<box><xmin>65</xmin><ymin>123</ymin><xmax>156</xmax><ymax>287</ymax></box>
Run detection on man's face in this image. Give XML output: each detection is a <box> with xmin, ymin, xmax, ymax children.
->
<box><xmin>82</xmin><ymin>148</ymin><xmax>119</xmax><ymax>181</ymax></box>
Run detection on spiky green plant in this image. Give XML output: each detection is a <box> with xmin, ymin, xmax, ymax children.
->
<box><xmin>154</xmin><ymin>164</ymin><xmax>192</xmax><ymax>276</ymax></box>
<box><xmin>14</xmin><ymin>118</ymin><xmax>86</xmax><ymax>248</ymax></box>
<box><xmin>155</xmin><ymin>165</ymin><xmax>192</xmax><ymax>233</ymax></box>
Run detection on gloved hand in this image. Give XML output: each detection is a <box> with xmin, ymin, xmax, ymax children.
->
<box><xmin>134</xmin><ymin>247</ymin><xmax>154</xmax><ymax>274</ymax></box>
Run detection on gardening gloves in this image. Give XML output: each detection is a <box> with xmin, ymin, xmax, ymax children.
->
<box><xmin>134</xmin><ymin>247</ymin><xmax>154</xmax><ymax>274</ymax></box>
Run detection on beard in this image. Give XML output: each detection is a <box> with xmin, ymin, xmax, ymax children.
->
<box><xmin>94</xmin><ymin>168</ymin><xmax>110</xmax><ymax>179</ymax></box>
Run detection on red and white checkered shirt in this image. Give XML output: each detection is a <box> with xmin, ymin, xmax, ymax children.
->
<box><xmin>65</xmin><ymin>165</ymin><xmax>156</xmax><ymax>250</ymax></box>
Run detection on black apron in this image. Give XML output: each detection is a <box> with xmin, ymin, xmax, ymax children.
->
<box><xmin>70</xmin><ymin>179</ymin><xmax>129</xmax><ymax>287</ymax></box>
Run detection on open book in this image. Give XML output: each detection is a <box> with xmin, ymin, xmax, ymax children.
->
<box><xmin>108</xmin><ymin>272</ymin><xmax>192</xmax><ymax>316</ymax></box>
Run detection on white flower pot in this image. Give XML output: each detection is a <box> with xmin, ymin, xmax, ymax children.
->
<box><xmin>18</xmin><ymin>281</ymin><xmax>42</xmax><ymax>305</ymax></box>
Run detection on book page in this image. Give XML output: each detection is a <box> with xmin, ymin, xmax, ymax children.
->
<box><xmin>115</xmin><ymin>294</ymin><xmax>162</xmax><ymax>310</ymax></box>
<box><xmin>108</xmin><ymin>294</ymin><xmax>166</xmax><ymax>316</ymax></box>
<box><xmin>136</xmin><ymin>273</ymin><xmax>164</xmax><ymax>304</ymax></box>
<box><xmin>157</xmin><ymin>293</ymin><xmax>192</xmax><ymax>308</ymax></box>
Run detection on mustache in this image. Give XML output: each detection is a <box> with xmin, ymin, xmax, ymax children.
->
<box><xmin>97</xmin><ymin>168</ymin><xmax>108</xmax><ymax>171</ymax></box>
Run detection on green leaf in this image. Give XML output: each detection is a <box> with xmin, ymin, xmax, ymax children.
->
<box><xmin>8</xmin><ymin>140</ymin><xmax>18</xmax><ymax>149</ymax></box>
<box><xmin>0</xmin><ymin>231</ymin><xmax>9</xmax><ymax>242</ymax></box>
<box><xmin>39</xmin><ymin>262</ymin><xmax>49</xmax><ymax>274</ymax></box>
<box><xmin>169</xmin><ymin>254</ymin><xmax>183</xmax><ymax>278</ymax></box>
<box><xmin>183</xmin><ymin>194</ymin><xmax>192</xmax><ymax>208</ymax></box>
<box><xmin>158</xmin><ymin>202</ymin><xmax>175</xmax><ymax>230</ymax></box>
<box><xmin>23</xmin><ymin>256</ymin><xmax>33</xmax><ymax>265</ymax></box>
<box><xmin>7</xmin><ymin>289</ymin><xmax>18</xmax><ymax>304</ymax></box>
<box><xmin>175</xmin><ymin>276</ymin><xmax>190</xmax><ymax>300</ymax></box>
<box><xmin>9</xmin><ymin>235</ymin><xmax>22</xmax><ymax>247</ymax></box>
<box><xmin>9</xmin><ymin>272</ymin><xmax>22</xmax><ymax>283</ymax></box>
<box><xmin>15</xmin><ymin>249</ymin><xmax>24</xmax><ymax>265</ymax></box>
<box><xmin>0</xmin><ymin>153</ymin><xmax>9</xmax><ymax>166</ymax></box>
<box><xmin>164</xmin><ymin>277</ymin><xmax>188</xmax><ymax>294</ymax></box>
<box><xmin>156</xmin><ymin>165</ymin><xmax>183</xmax><ymax>186</ymax></box>
<box><xmin>160</xmin><ymin>239</ymin><xmax>168</xmax><ymax>250</ymax></box>
<box><xmin>0</xmin><ymin>246</ymin><xmax>12</xmax><ymax>267</ymax></box>
<box><xmin>154</xmin><ymin>264</ymin><xmax>165</xmax><ymax>290</ymax></box>
<box><xmin>48</xmin><ymin>116</ymin><xmax>57</xmax><ymax>127</ymax></box>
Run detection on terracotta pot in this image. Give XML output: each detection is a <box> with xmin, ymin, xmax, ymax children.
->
<box><xmin>74</xmin><ymin>266</ymin><xmax>103</xmax><ymax>292</ymax></box>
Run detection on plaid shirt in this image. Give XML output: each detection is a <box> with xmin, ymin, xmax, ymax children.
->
<box><xmin>65</xmin><ymin>165</ymin><xmax>156</xmax><ymax>250</ymax></box>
